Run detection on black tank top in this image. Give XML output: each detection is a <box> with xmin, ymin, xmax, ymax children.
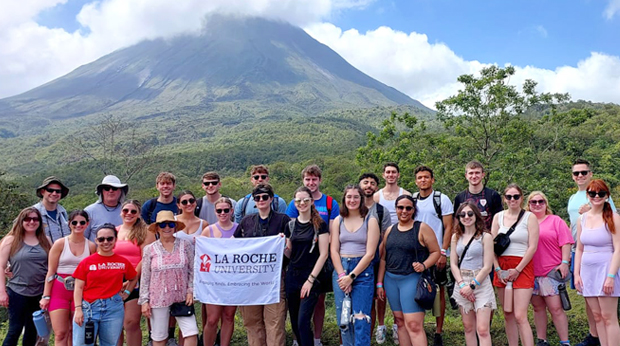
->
<box><xmin>385</xmin><ymin>221</ymin><xmax>429</xmax><ymax>275</ymax></box>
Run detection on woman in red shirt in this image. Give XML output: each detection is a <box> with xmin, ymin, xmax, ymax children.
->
<box><xmin>72</xmin><ymin>223</ymin><xmax>137</xmax><ymax>346</ymax></box>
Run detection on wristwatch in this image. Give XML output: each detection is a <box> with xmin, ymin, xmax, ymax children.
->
<box><xmin>469</xmin><ymin>282</ymin><xmax>476</xmax><ymax>290</ymax></box>
<box><xmin>349</xmin><ymin>273</ymin><xmax>357</xmax><ymax>281</ymax></box>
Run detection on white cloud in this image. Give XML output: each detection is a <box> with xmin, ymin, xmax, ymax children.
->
<box><xmin>604</xmin><ymin>0</ymin><xmax>620</xmax><ymax>19</ymax></box>
<box><xmin>535</xmin><ymin>25</ymin><xmax>548</xmax><ymax>38</ymax></box>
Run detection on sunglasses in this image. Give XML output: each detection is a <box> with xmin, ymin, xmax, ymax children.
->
<box><xmin>202</xmin><ymin>181</ymin><xmax>219</xmax><ymax>186</ymax></box>
<box><xmin>587</xmin><ymin>191</ymin><xmax>608</xmax><ymax>198</ymax></box>
<box><xmin>180</xmin><ymin>198</ymin><xmax>196</xmax><ymax>205</ymax></box>
<box><xmin>572</xmin><ymin>170</ymin><xmax>591</xmax><ymax>177</ymax></box>
<box><xmin>505</xmin><ymin>194</ymin><xmax>521</xmax><ymax>200</ymax></box>
<box><xmin>102</xmin><ymin>186</ymin><xmax>119</xmax><ymax>192</ymax></box>
<box><xmin>253</xmin><ymin>194</ymin><xmax>270</xmax><ymax>202</ymax></box>
<box><xmin>71</xmin><ymin>220</ymin><xmax>87</xmax><ymax>226</ymax></box>
<box><xmin>458</xmin><ymin>211</ymin><xmax>475</xmax><ymax>218</ymax></box>
<box><xmin>216</xmin><ymin>208</ymin><xmax>230</xmax><ymax>214</ymax></box>
<box><xmin>158</xmin><ymin>222</ymin><xmax>177</xmax><ymax>229</ymax></box>
<box><xmin>294</xmin><ymin>197</ymin><xmax>313</xmax><ymax>204</ymax></box>
<box><xmin>23</xmin><ymin>217</ymin><xmax>40</xmax><ymax>223</ymax></box>
<box><xmin>45</xmin><ymin>187</ymin><xmax>62</xmax><ymax>194</ymax></box>
<box><xmin>122</xmin><ymin>208</ymin><xmax>138</xmax><ymax>215</ymax></box>
<box><xmin>252</xmin><ymin>175</ymin><xmax>268</xmax><ymax>180</ymax></box>
<box><xmin>529</xmin><ymin>199</ymin><xmax>546</xmax><ymax>205</ymax></box>
<box><xmin>396</xmin><ymin>205</ymin><xmax>414</xmax><ymax>211</ymax></box>
<box><xmin>96</xmin><ymin>236</ymin><xmax>115</xmax><ymax>243</ymax></box>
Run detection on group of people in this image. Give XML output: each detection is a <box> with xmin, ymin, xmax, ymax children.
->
<box><xmin>0</xmin><ymin>159</ymin><xmax>618</xmax><ymax>346</ymax></box>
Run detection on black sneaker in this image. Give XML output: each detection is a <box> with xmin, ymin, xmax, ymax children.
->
<box><xmin>576</xmin><ymin>333</ymin><xmax>600</xmax><ymax>346</ymax></box>
<box><xmin>433</xmin><ymin>333</ymin><xmax>443</xmax><ymax>346</ymax></box>
<box><xmin>536</xmin><ymin>339</ymin><xmax>550</xmax><ymax>346</ymax></box>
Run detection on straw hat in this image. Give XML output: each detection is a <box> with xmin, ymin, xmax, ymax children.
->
<box><xmin>147</xmin><ymin>210</ymin><xmax>185</xmax><ymax>233</ymax></box>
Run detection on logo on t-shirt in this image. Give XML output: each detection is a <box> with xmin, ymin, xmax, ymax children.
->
<box><xmin>200</xmin><ymin>254</ymin><xmax>212</xmax><ymax>272</ymax></box>
<box><xmin>97</xmin><ymin>262</ymin><xmax>126</xmax><ymax>270</ymax></box>
<box><xmin>89</xmin><ymin>264</ymin><xmax>97</xmax><ymax>271</ymax></box>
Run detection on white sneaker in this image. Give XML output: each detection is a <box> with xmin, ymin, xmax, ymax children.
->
<box><xmin>375</xmin><ymin>325</ymin><xmax>387</xmax><ymax>344</ymax></box>
<box><xmin>392</xmin><ymin>324</ymin><xmax>399</xmax><ymax>345</ymax></box>
<box><xmin>292</xmin><ymin>341</ymin><xmax>299</xmax><ymax>346</ymax></box>
<box><xmin>314</xmin><ymin>339</ymin><xmax>322</xmax><ymax>346</ymax></box>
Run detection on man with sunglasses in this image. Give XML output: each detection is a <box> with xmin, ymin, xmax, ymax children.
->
<box><xmin>84</xmin><ymin>175</ymin><xmax>129</xmax><ymax>241</ymax></box>
<box><xmin>412</xmin><ymin>165</ymin><xmax>453</xmax><ymax>346</ymax></box>
<box><xmin>234</xmin><ymin>165</ymin><xmax>286</xmax><ymax>223</ymax></box>
<box><xmin>567</xmin><ymin>159</ymin><xmax>617</xmax><ymax>346</ymax></box>
<box><xmin>195</xmin><ymin>171</ymin><xmax>237</xmax><ymax>225</ymax></box>
<box><xmin>32</xmin><ymin>176</ymin><xmax>70</xmax><ymax>243</ymax></box>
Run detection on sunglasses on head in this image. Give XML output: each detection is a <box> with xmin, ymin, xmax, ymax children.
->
<box><xmin>587</xmin><ymin>191</ymin><xmax>608</xmax><ymax>198</ymax></box>
<box><xmin>505</xmin><ymin>194</ymin><xmax>521</xmax><ymax>200</ymax></box>
<box><xmin>102</xmin><ymin>186</ymin><xmax>119</xmax><ymax>192</ymax></box>
<box><xmin>529</xmin><ymin>199</ymin><xmax>546</xmax><ymax>205</ymax></box>
<box><xmin>396</xmin><ymin>205</ymin><xmax>413</xmax><ymax>211</ymax></box>
<box><xmin>202</xmin><ymin>181</ymin><xmax>219</xmax><ymax>186</ymax></box>
<box><xmin>294</xmin><ymin>197</ymin><xmax>313</xmax><ymax>204</ymax></box>
<box><xmin>71</xmin><ymin>220</ymin><xmax>87</xmax><ymax>226</ymax></box>
<box><xmin>122</xmin><ymin>208</ymin><xmax>138</xmax><ymax>215</ymax></box>
<box><xmin>458</xmin><ymin>211</ymin><xmax>475</xmax><ymax>218</ymax></box>
<box><xmin>216</xmin><ymin>208</ymin><xmax>230</xmax><ymax>214</ymax></box>
<box><xmin>180</xmin><ymin>198</ymin><xmax>196</xmax><ymax>205</ymax></box>
<box><xmin>252</xmin><ymin>175</ymin><xmax>268</xmax><ymax>180</ymax></box>
<box><xmin>97</xmin><ymin>236</ymin><xmax>115</xmax><ymax>243</ymax></box>
<box><xmin>158</xmin><ymin>222</ymin><xmax>177</xmax><ymax>229</ymax></box>
<box><xmin>253</xmin><ymin>194</ymin><xmax>270</xmax><ymax>202</ymax></box>
<box><xmin>572</xmin><ymin>170</ymin><xmax>590</xmax><ymax>177</ymax></box>
<box><xmin>23</xmin><ymin>216</ymin><xmax>40</xmax><ymax>223</ymax></box>
<box><xmin>45</xmin><ymin>187</ymin><xmax>62</xmax><ymax>194</ymax></box>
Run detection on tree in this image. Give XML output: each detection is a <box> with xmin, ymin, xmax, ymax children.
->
<box><xmin>0</xmin><ymin>173</ymin><xmax>33</xmax><ymax>237</ymax></box>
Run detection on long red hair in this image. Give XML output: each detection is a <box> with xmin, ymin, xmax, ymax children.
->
<box><xmin>587</xmin><ymin>179</ymin><xmax>616</xmax><ymax>234</ymax></box>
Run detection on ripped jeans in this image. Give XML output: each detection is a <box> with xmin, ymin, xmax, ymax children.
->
<box><xmin>333</xmin><ymin>256</ymin><xmax>374</xmax><ymax>346</ymax></box>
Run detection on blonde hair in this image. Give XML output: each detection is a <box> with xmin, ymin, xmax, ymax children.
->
<box><xmin>525</xmin><ymin>191</ymin><xmax>553</xmax><ymax>215</ymax></box>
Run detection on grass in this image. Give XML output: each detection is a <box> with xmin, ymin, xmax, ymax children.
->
<box><xmin>0</xmin><ymin>289</ymin><xmax>600</xmax><ymax>345</ymax></box>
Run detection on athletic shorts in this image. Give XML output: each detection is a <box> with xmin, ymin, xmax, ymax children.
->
<box><xmin>493</xmin><ymin>256</ymin><xmax>534</xmax><ymax>289</ymax></box>
<box><xmin>49</xmin><ymin>274</ymin><xmax>75</xmax><ymax>312</ymax></box>
<box><xmin>384</xmin><ymin>271</ymin><xmax>425</xmax><ymax>314</ymax></box>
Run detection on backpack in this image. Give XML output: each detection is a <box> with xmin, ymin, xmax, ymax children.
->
<box><xmin>239</xmin><ymin>193</ymin><xmax>280</xmax><ymax>219</ymax></box>
<box><xmin>145</xmin><ymin>197</ymin><xmax>159</xmax><ymax>224</ymax></box>
<box><xmin>375</xmin><ymin>203</ymin><xmax>385</xmax><ymax>227</ymax></box>
<box><xmin>194</xmin><ymin>195</ymin><xmax>232</xmax><ymax>217</ymax></box>
<box><xmin>412</xmin><ymin>191</ymin><xmax>444</xmax><ymax>232</ymax></box>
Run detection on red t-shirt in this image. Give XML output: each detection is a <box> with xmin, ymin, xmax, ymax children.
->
<box><xmin>73</xmin><ymin>253</ymin><xmax>137</xmax><ymax>302</ymax></box>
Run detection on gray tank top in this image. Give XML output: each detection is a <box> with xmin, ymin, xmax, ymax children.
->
<box><xmin>7</xmin><ymin>243</ymin><xmax>48</xmax><ymax>296</ymax></box>
<box><xmin>456</xmin><ymin>233</ymin><xmax>485</xmax><ymax>270</ymax></box>
<box><xmin>339</xmin><ymin>216</ymin><xmax>369</xmax><ymax>256</ymax></box>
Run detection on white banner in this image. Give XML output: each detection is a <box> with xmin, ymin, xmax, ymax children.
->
<box><xmin>194</xmin><ymin>235</ymin><xmax>284</xmax><ymax>306</ymax></box>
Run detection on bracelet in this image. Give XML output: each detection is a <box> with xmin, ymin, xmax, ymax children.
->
<box><xmin>473</xmin><ymin>278</ymin><xmax>481</xmax><ymax>286</ymax></box>
<box><xmin>440</xmin><ymin>249</ymin><xmax>447</xmax><ymax>256</ymax></box>
<box><xmin>459</xmin><ymin>282</ymin><xmax>466</xmax><ymax>289</ymax></box>
<box><xmin>608</xmin><ymin>273</ymin><xmax>616</xmax><ymax>278</ymax></box>
<box><xmin>42</xmin><ymin>295</ymin><xmax>51</xmax><ymax>300</ymax></box>
<box><xmin>123</xmin><ymin>290</ymin><xmax>131</xmax><ymax>295</ymax></box>
<box><xmin>376</xmin><ymin>283</ymin><xmax>383</xmax><ymax>288</ymax></box>
<box><xmin>514</xmin><ymin>267</ymin><xmax>522</xmax><ymax>273</ymax></box>
<box><xmin>561</xmin><ymin>260</ymin><xmax>570</xmax><ymax>265</ymax></box>
<box><xmin>422</xmin><ymin>263</ymin><xmax>427</xmax><ymax>270</ymax></box>
<box><xmin>75</xmin><ymin>306</ymin><xmax>82</xmax><ymax>309</ymax></box>
<box><xmin>338</xmin><ymin>272</ymin><xmax>346</xmax><ymax>278</ymax></box>
<box><xmin>495</xmin><ymin>267</ymin><xmax>501</xmax><ymax>272</ymax></box>
<box><xmin>307</xmin><ymin>279</ymin><xmax>314</xmax><ymax>284</ymax></box>
<box><xmin>309</xmin><ymin>274</ymin><xmax>316</xmax><ymax>280</ymax></box>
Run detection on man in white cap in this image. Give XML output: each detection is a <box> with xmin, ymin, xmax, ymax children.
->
<box><xmin>84</xmin><ymin>175</ymin><xmax>129</xmax><ymax>241</ymax></box>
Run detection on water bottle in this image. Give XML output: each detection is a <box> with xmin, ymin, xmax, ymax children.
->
<box><xmin>504</xmin><ymin>282</ymin><xmax>513</xmax><ymax>313</ymax></box>
<box><xmin>339</xmin><ymin>294</ymin><xmax>352</xmax><ymax>331</ymax></box>
<box><xmin>558</xmin><ymin>283</ymin><xmax>571</xmax><ymax>310</ymax></box>
<box><xmin>85</xmin><ymin>320</ymin><xmax>95</xmax><ymax>344</ymax></box>
<box><xmin>32</xmin><ymin>310</ymin><xmax>49</xmax><ymax>337</ymax></box>
<box><xmin>432</xmin><ymin>285</ymin><xmax>441</xmax><ymax>317</ymax></box>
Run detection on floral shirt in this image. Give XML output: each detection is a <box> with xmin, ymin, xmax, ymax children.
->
<box><xmin>138</xmin><ymin>238</ymin><xmax>194</xmax><ymax>308</ymax></box>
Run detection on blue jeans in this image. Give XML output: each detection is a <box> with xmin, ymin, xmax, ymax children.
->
<box><xmin>73</xmin><ymin>294</ymin><xmax>125</xmax><ymax>346</ymax></box>
<box><xmin>2</xmin><ymin>288</ymin><xmax>40</xmax><ymax>346</ymax></box>
<box><xmin>333</xmin><ymin>256</ymin><xmax>374</xmax><ymax>346</ymax></box>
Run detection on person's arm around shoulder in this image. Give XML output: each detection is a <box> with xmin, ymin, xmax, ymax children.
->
<box><xmin>40</xmin><ymin>238</ymin><xmax>64</xmax><ymax>309</ymax></box>
<box><xmin>376</xmin><ymin>225</ymin><xmax>393</xmax><ymax>301</ymax></box>
<box><xmin>0</xmin><ymin>235</ymin><xmax>14</xmax><ymax>307</ymax></box>
<box><xmin>416</xmin><ymin>222</ymin><xmax>440</xmax><ymax>272</ymax></box>
<box><xmin>603</xmin><ymin>213</ymin><xmax>620</xmax><ymax>295</ymax></box>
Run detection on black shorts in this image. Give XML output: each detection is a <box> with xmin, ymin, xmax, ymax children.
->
<box><xmin>124</xmin><ymin>288</ymin><xmax>139</xmax><ymax>303</ymax></box>
<box><xmin>431</xmin><ymin>265</ymin><xmax>449</xmax><ymax>287</ymax></box>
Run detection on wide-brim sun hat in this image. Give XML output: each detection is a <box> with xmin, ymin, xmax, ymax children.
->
<box><xmin>147</xmin><ymin>210</ymin><xmax>185</xmax><ymax>233</ymax></box>
<box><xmin>36</xmin><ymin>176</ymin><xmax>70</xmax><ymax>199</ymax></box>
<box><xmin>96</xmin><ymin>175</ymin><xmax>129</xmax><ymax>195</ymax></box>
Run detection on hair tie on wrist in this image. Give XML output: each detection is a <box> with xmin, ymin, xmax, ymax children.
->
<box><xmin>561</xmin><ymin>260</ymin><xmax>569</xmax><ymax>265</ymax></box>
<box><xmin>473</xmin><ymin>278</ymin><xmax>481</xmax><ymax>286</ymax></box>
<box><xmin>608</xmin><ymin>273</ymin><xmax>616</xmax><ymax>278</ymax></box>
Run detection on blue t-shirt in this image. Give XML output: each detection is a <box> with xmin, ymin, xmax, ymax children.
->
<box><xmin>141</xmin><ymin>198</ymin><xmax>179</xmax><ymax>224</ymax></box>
<box><xmin>285</xmin><ymin>194</ymin><xmax>340</xmax><ymax>225</ymax></box>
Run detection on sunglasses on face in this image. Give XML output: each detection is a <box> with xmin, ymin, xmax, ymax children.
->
<box><xmin>396</xmin><ymin>205</ymin><xmax>414</xmax><ymax>211</ymax></box>
<box><xmin>45</xmin><ymin>187</ymin><xmax>62</xmax><ymax>194</ymax></box>
<box><xmin>158</xmin><ymin>222</ymin><xmax>177</xmax><ymax>229</ymax></box>
<box><xmin>102</xmin><ymin>186</ymin><xmax>119</xmax><ymax>192</ymax></box>
<box><xmin>180</xmin><ymin>198</ymin><xmax>196</xmax><ymax>205</ymax></box>
<box><xmin>572</xmin><ymin>170</ymin><xmax>591</xmax><ymax>177</ymax></box>
<box><xmin>529</xmin><ymin>199</ymin><xmax>546</xmax><ymax>206</ymax></box>
<box><xmin>253</xmin><ymin>194</ymin><xmax>270</xmax><ymax>202</ymax></box>
<box><xmin>252</xmin><ymin>175</ymin><xmax>268</xmax><ymax>180</ymax></box>
<box><xmin>458</xmin><ymin>211</ymin><xmax>475</xmax><ymax>218</ymax></box>
<box><xmin>71</xmin><ymin>220</ymin><xmax>87</xmax><ymax>226</ymax></box>
<box><xmin>216</xmin><ymin>208</ymin><xmax>230</xmax><ymax>214</ymax></box>
<box><xmin>505</xmin><ymin>194</ymin><xmax>521</xmax><ymax>200</ymax></box>
<box><xmin>23</xmin><ymin>217</ymin><xmax>40</xmax><ymax>223</ymax></box>
<box><xmin>587</xmin><ymin>191</ymin><xmax>608</xmax><ymax>198</ymax></box>
<box><xmin>97</xmin><ymin>236</ymin><xmax>115</xmax><ymax>243</ymax></box>
<box><xmin>122</xmin><ymin>208</ymin><xmax>138</xmax><ymax>215</ymax></box>
<box><xmin>294</xmin><ymin>197</ymin><xmax>313</xmax><ymax>204</ymax></box>
<box><xmin>202</xmin><ymin>181</ymin><xmax>219</xmax><ymax>187</ymax></box>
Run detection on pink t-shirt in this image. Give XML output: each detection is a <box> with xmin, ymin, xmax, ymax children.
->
<box><xmin>533</xmin><ymin>215</ymin><xmax>574</xmax><ymax>276</ymax></box>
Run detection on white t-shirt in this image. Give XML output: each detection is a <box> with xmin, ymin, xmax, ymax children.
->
<box><xmin>413</xmin><ymin>191</ymin><xmax>453</xmax><ymax>248</ymax></box>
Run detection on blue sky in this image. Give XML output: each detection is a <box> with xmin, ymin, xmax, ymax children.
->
<box><xmin>1</xmin><ymin>0</ymin><xmax>619</xmax><ymax>106</ymax></box>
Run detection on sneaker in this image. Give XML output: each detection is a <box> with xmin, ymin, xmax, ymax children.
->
<box><xmin>314</xmin><ymin>339</ymin><xmax>322</xmax><ymax>346</ymax></box>
<box><xmin>375</xmin><ymin>325</ymin><xmax>387</xmax><ymax>344</ymax></box>
<box><xmin>536</xmin><ymin>339</ymin><xmax>550</xmax><ymax>346</ymax></box>
<box><xmin>433</xmin><ymin>333</ymin><xmax>443</xmax><ymax>346</ymax></box>
<box><xmin>146</xmin><ymin>340</ymin><xmax>153</xmax><ymax>346</ymax></box>
<box><xmin>392</xmin><ymin>324</ymin><xmax>399</xmax><ymax>345</ymax></box>
<box><xmin>291</xmin><ymin>341</ymin><xmax>299</xmax><ymax>346</ymax></box>
<box><xmin>166</xmin><ymin>339</ymin><xmax>179</xmax><ymax>346</ymax></box>
<box><xmin>576</xmin><ymin>334</ymin><xmax>600</xmax><ymax>346</ymax></box>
